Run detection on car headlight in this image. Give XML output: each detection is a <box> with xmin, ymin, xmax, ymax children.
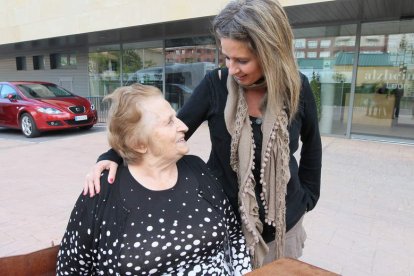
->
<box><xmin>37</xmin><ymin>107</ymin><xmax>62</xmax><ymax>114</ymax></box>
<box><xmin>90</xmin><ymin>104</ymin><xmax>96</xmax><ymax>111</ymax></box>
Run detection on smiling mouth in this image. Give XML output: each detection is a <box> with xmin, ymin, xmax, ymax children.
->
<box><xmin>234</xmin><ymin>75</ymin><xmax>247</xmax><ymax>83</ymax></box>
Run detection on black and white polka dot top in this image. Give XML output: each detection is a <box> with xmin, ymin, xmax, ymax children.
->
<box><xmin>57</xmin><ymin>155</ymin><xmax>251</xmax><ymax>275</ymax></box>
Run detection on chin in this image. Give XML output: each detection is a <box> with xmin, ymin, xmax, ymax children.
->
<box><xmin>236</xmin><ymin>78</ymin><xmax>253</xmax><ymax>86</ymax></box>
<box><xmin>182</xmin><ymin>148</ymin><xmax>190</xmax><ymax>155</ymax></box>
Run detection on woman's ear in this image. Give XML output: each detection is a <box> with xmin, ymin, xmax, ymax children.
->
<box><xmin>135</xmin><ymin>143</ymin><xmax>148</xmax><ymax>154</ymax></box>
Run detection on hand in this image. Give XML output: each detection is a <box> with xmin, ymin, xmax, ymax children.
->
<box><xmin>83</xmin><ymin>160</ymin><xmax>119</xmax><ymax>197</ymax></box>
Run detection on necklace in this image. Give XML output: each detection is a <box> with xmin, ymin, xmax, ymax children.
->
<box><xmin>250</xmin><ymin>116</ymin><xmax>263</xmax><ymax>125</ymax></box>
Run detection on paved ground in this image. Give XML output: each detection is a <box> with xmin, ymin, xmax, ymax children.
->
<box><xmin>1</xmin><ymin>123</ymin><xmax>414</xmax><ymax>275</ymax></box>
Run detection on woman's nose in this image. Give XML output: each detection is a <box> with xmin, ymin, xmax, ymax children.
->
<box><xmin>177</xmin><ymin>118</ymin><xmax>189</xmax><ymax>132</ymax></box>
<box><xmin>227</xmin><ymin>60</ymin><xmax>239</xmax><ymax>76</ymax></box>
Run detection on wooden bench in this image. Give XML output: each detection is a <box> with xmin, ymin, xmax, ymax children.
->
<box><xmin>0</xmin><ymin>247</ymin><xmax>338</xmax><ymax>275</ymax></box>
<box><xmin>0</xmin><ymin>245</ymin><xmax>59</xmax><ymax>276</ymax></box>
<box><xmin>246</xmin><ymin>258</ymin><xmax>339</xmax><ymax>276</ymax></box>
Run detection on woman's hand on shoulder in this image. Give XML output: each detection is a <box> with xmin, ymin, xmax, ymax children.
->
<box><xmin>83</xmin><ymin>160</ymin><xmax>119</xmax><ymax>197</ymax></box>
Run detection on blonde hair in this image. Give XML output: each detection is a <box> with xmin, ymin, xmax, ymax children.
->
<box><xmin>104</xmin><ymin>84</ymin><xmax>162</xmax><ymax>164</ymax></box>
<box><xmin>213</xmin><ymin>0</ymin><xmax>301</xmax><ymax>118</ymax></box>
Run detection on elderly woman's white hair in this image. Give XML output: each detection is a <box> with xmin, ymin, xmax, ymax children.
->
<box><xmin>104</xmin><ymin>84</ymin><xmax>162</xmax><ymax>164</ymax></box>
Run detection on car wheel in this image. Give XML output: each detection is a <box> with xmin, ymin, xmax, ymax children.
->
<box><xmin>79</xmin><ymin>125</ymin><xmax>93</xmax><ymax>130</ymax></box>
<box><xmin>20</xmin><ymin>113</ymin><xmax>40</xmax><ymax>138</ymax></box>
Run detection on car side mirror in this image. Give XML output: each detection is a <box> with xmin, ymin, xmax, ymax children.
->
<box><xmin>7</xmin><ymin>94</ymin><xmax>17</xmax><ymax>101</ymax></box>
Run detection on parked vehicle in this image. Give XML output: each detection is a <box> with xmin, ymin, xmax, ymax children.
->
<box><xmin>165</xmin><ymin>83</ymin><xmax>193</xmax><ymax>109</ymax></box>
<box><xmin>0</xmin><ymin>81</ymin><xmax>97</xmax><ymax>138</ymax></box>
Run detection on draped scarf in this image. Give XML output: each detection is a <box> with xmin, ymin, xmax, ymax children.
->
<box><xmin>224</xmin><ymin>75</ymin><xmax>291</xmax><ymax>268</ymax></box>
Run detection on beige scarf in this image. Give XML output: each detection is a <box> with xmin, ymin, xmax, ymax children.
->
<box><xmin>224</xmin><ymin>75</ymin><xmax>291</xmax><ymax>268</ymax></box>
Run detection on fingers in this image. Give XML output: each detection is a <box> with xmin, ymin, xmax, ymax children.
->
<box><xmin>82</xmin><ymin>160</ymin><xmax>119</xmax><ymax>197</ymax></box>
<box><xmin>92</xmin><ymin>163</ymin><xmax>105</xmax><ymax>195</ymax></box>
<box><xmin>89</xmin><ymin>173</ymin><xmax>97</xmax><ymax>197</ymax></box>
<box><xmin>107</xmin><ymin>162</ymin><xmax>118</xmax><ymax>184</ymax></box>
<box><xmin>83</xmin><ymin>177</ymin><xmax>89</xmax><ymax>196</ymax></box>
<box><xmin>83</xmin><ymin>171</ymin><xmax>95</xmax><ymax>197</ymax></box>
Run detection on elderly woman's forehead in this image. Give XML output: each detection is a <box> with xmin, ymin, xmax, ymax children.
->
<box><xmin>141</xmin><ymin>98</ymin><xmax>173</xmax><ymax>118</ymax></box>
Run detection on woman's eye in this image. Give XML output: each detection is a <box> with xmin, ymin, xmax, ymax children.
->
<box><xmin>238</xmin><ymin>60</ymin><xmax>248</xmax><ymax>64</ymax></box>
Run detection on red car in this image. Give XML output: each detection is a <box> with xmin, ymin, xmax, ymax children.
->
<box><xmin>0</xmin><ymin>81</ymin><xmax>98</xmax><ymax>138</ymax></box>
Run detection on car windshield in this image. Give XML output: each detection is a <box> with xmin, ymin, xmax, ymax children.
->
<box><xmin>17</xmin><ymin>84</ymin><xmax>73</xmax><ymax>99</ymax></box>
<box><xmin>171</xmin><ymin>84</ymin><xmax>192</xmax><ymax>93</ymax></box>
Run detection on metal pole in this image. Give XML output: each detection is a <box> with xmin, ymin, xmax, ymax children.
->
<box><xmin>346</xmin><ymin>21</ymin><xmax>362</xmax><ymax>138</ymax></box>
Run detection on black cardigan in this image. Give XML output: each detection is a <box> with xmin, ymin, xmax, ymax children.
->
<box><xmin>59</xmin><ymin>155</ymin><xmax>251</xmax><ymax>275</ymax></box>
<box><xmin>99</xmin><ymin>68</ymin><xmax>322</xmax><ymax>232</ymax></box>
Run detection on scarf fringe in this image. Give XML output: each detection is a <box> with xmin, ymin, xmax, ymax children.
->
<box><xmin>224</xmin><ymin>75</ymin><xmax>290</xmax><ymax>268</ymax></box>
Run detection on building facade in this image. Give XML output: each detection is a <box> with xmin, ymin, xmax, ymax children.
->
<box><xmin>1</xmin><ymin>0</ymin><xmax>413</xmax><ymax>143</ymax></box>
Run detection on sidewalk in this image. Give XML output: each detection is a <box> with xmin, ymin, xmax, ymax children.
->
<box><xmin>0</xmin><ymin>123</ymin><xmax>413</xmax><ymax>275</ymax></box>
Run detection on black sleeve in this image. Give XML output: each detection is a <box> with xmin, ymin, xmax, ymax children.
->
<box><xmin>97</xmin><ymin>148</ymin><xmax>123</xmax><ymax>164</ymax></box>
<box><xmin>57</xmin><ymin>172</ymin><xmax>113</xmax><ymax>274</ymax></box>
<box><xmin>56</xmin><ymin>192</ymin><xmax>100</xmax><ymax>274</ymax></box>
<box><xmin>178</xmin><ymin>71</ymin><xmax>213</xmax><ymax>140</ymax></box>
<box><xmin>299</xmin><ymin>75</ymin><xmax>322</xmax><ymax>211</ymax></box>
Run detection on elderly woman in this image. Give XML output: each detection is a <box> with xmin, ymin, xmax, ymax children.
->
<box><xmin>56</xmin><ymin>84</ymin><xmax>251</xmax><ymax>275</ymax></box>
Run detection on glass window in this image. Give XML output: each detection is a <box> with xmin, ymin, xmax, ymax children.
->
<box><xmin>88</xmin><ymin>45</ymin><xmax>121</xmax><ymax>96</ymax></box>
<box><xmin>360</xmin><ymin>35</ymin><xmax>385</xmax><ymax>48</ymax></box>
<box><xmin>295</xmin><ymin>51</ymin><xmax>305</xmax><ymax>58</ymax></box>
<box><xmin>320</xmin><ymin>51</ymin><xmax>331</xmax><ymax>58</ymax></box>
<box><xmin>50</xmin><ymin>53</ymin><xmax>77</xmax><ymax>69</ymax></box>
<box><xmin>335</xmin><ymin>36</ymin><xmax>355</xmax><ymax>47</ymax></box>
<box><xmin>320</xmin><ymin>40</ymin><xmax>331</xmax><ymax>48</ymax></box>
<box><xmin>164</xmin><ymin>36</ymin><xmax>217</xmax><ymax>110</ymax></box>
<box><xmin>0</xmin><ymin>85</ymin><xmax>17</xmax><ymax>98</ymax></box>
<box><xmin>122</xmin><ymin>41</ymin><xmax>164</xmax><ymax>91</ymax></box>
<box><xmin>17</xmin><ymin>83</ymin><xmax>72</xmax><ymax>98</ymax></box>
<box><xmin>294</xmin><ymin>24</ymin><xmax>358</xmax><ymax>137</ymax></box>
<box><xmin>33</xmin><ymin>55</ymin><xmax>44</xmax><ymax>70</ymax></box>
<box><xmin>16</xmin><ymin>56</ymin><xmax>26</xmax><ymax>71</ymax></box>
<box><xmin>353</xmin><ymin>20</ymin><xmax>414</xmax><ymax>140</ymax></box>
<box><xmin>294</xmin><ymin>39</ymin><xmax>306</xmax><ymax>49</ymax></box>
<box><xmin>308</xmin><ymin>40</ymin><xmax>318</xmax><ymax>48</ymax></box>
<box><xmin>69</xmin><ymin>55</ymin><xmax>77</xmax><ymax>66</ymax></box>
<box><xmin>60</xmin><ymin>55</ymin><xmax>68</xmax><ymax>67</ymax></box>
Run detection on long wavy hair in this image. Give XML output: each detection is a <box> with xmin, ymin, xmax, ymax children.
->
<box><xmin>213</xmin><ymin>0</ymin><xmax>301</xmax><ymax>118</ymax></box>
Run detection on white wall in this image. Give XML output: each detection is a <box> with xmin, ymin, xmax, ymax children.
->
<box><xmin>0</xmin><ymin>0</ymin><xmax>333</xmax><ymax>45</ymax></box>
<box><xmin>0</xmin><ymin>49</ymin><xmax>89</xmax><ymax>96</ymax></box>
<box><xmin>0</xmin><ymin>0</ymin><xmax>227</xmax><ymax>45</ymax></box>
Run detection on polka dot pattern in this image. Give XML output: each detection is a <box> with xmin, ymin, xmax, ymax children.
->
<box><xmin>57</xmin><ymin>155</ymin><xmax>251</xmax><ymax>275</ymax></box>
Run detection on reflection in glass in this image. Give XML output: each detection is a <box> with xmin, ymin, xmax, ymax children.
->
<box><xmin>353</xmin><ymin>21</ymin><xmax>414</xmax><ymax>140</ymax></box>
<box><xmin>294</xmin><ymin>25</ymin><xmax>357</xmax><ymax>136</ymax></box>
<box><xmin>165</xmin><ymin>37</ymin><xmax>217</xmax><ymax>110</ymax></box>
<box><xmin>88</xmin><ymin>45</ymin><xmax>121</xmax><ymax>97</ymax></box>
<box><xmin>122</xmin><ymin>41</ymin><xmax>164</xmax><ymax>92</ymax></box>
